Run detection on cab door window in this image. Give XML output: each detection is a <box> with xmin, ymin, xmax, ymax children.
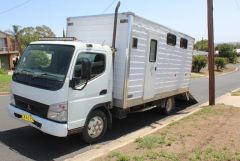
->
<box><xmin>74</xmin><ymin>52</ymin><xmax>105</xmax><ymax>79</ymax></box>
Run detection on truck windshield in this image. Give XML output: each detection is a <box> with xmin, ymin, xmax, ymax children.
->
<box><xmin>13</xmin><ymin>44</ymin><xmax>75</xmax><ymax>90</ymax></box>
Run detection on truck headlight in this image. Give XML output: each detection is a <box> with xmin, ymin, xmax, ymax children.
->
<box><xmin>47</xmin><ymin>102</ymin><xmax>68</xmax><ymax>122</ymax></box>
<box><xmin>10</xmin><ymin>92</ymin><xmax>15</xmax><ymax>106</ymax></box>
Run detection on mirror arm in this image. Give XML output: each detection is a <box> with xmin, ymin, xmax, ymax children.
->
<box><xmin>75</xmin><ymin>80</ymin><xmax>88</xmax><ymax>91</ymax></box>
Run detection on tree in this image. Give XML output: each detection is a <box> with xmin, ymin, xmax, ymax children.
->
<box><xmin>17</xmin><ymin>25</ymin><xmax>56</xmax><ymax>53</ymax></box>
<box><xmin>18</xmin><ymin>27</ymin><xmax>38</xmax><ymax>53</ymax></box>
<box><xmin>194</xmin><ymin>39</ymin><xmax>208</xmax><ymax>51</ymax></box>
<box><xmin>6</xmin><ymin>25</ymin><xmax>22</xmax><ymax>53</ymax></box>
<box><xmin>215</xmin><ymin>57</ymin><xmax>227</xmax><ymax>71</ymax></box>
<box><xmin>35</xmin><ymin>25</ymin><xmax>55</xmax><ymax>37</ymax></box>
<box><xmin>192</xmin><ymin>55</ymin><xmax>208</xmax><ymax>72</ymax></box>
<box><xmin>218</xmin><ymin>44</ymin><xmax>237</xmax><ymax>63</ymax></box>
<box><xmin>26</xmin><ymin>51</ymin><xmax>51</xmax><ymax>68</ymax></box>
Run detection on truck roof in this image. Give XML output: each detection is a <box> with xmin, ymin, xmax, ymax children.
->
<box><xmin>30</xmin><ymin>41</ymin><xmax>112</xmax><ymax>51</ymax></box>
<box><xmin>67</xmin><ymin>12</ymin><xmax>195</xmax><ymax>41</ymax></box>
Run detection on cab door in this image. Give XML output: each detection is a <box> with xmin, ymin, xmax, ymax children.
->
<box><xmin>143</xmin><ymin>35</ymin><xmax>158</xmax><ymax>100</ymax></box>
<box><xmin>68</xmin><ymin>50</ymin><xmax>112</xmax><ymax>130</ymax></box>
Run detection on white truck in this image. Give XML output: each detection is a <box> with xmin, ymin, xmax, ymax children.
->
<box><xmin>8</xmin><ymin>3</ymin><xmax>194</xmax><ymax>143</ymax></box>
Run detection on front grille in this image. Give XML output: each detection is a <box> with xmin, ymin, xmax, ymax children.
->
<box><xmin>14</xmin><ymin>95</ymin><xmax>49</xmax><ymax>118</ymax></box>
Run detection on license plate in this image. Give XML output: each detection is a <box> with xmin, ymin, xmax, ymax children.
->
<box><xmin>21</xmin><ymin>114</ymin><xmax>34</xmax><ymax>123</ymax></box>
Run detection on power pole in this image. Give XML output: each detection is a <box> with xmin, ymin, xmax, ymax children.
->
<box><xmin>207</xmin><ymin>0</ymin><xmax>215</xmax><ymax>105</ymax></box>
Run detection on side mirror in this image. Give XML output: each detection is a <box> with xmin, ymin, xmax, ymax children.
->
<box><xmin>71</xmin><ymin>58</ymin><xmax>91</xmax><ymax>90</ymax></box>
<box><xmin>80</xmin><ymin>58</ymin><xmax>91</xmax><ymax>80</ymax></box>
<box><xmin>12</xmin><ymin>59</ymin><xmax>19</xmax><ymax>71</ymax></box>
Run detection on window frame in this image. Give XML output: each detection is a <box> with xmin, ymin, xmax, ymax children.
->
<box><xmin>73</xmin><ymin>51</ymin><xmax>106</xmax><ymax>81</ymax></box>
<box><xmin>149</xmin><ymin>39</ymin><xmax>158</xmax><ymax>62</ymax></box>
<box><xmin>132</xmin><ymin>37</ymin><xmax>138</xmax><ymax>48</ymax></box>
<box><xmin>180</xmin><ymin>38</ymin><xmax>188</xmax><ymax>49</ymax></box>
<box><xmin>167</xmin><ymin>33</ymin><xmax>177</xmax><ymax>46</ymax></box>
<box><xmin>13</xmin><ymin>44</ymin><xmax>75</xmax><ymax>91</ymax></box>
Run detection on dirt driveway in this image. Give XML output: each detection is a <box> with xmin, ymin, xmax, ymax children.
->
<box><xmin>97</xmin><ymin>105</ymin><xmax>240</xmax><ymax>161</ymax></box>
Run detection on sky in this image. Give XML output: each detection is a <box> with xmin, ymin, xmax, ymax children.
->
<box><xmin>1</xmin><ymin>0</ymin><xmax>240</xmax><ymax>43</ymax></box>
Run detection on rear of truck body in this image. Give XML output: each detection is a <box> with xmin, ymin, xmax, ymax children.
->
<box><xmin>8</xmin><ymin>12</ymin><xmax>194</xmax><ymax>143</ymax></box>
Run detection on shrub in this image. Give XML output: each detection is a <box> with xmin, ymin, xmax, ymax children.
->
<box><xmin>192</xmin><ymin>55</ymin><xmax>207</xmax><ymax>73</ymax></box>
<box><xmin>215</xmin><ymin>57</ymin><xmax>227</xmax><ymax>71</ymax></box>
<box><xmin>227</xmin><ymin>51</ymin><xmax>238</xmax><ymax>64</ymax></box>
<box><xmin>218</xmin><ymin>44</ymin><xmax>238</xmax><ymax>63</ymax></box>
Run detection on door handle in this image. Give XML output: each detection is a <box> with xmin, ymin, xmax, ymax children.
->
<box><xmin>99</xmin><ymin>89</ymin><xmax>107</xmax><ymax>95</ymax></box>
<box><xmin>155</xmin><ymin>67</ymin><xmax>157</xmax><ymax>71</ymax></box>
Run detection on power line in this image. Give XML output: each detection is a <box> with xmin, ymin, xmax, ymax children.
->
<box><xmin>102</xmin><ymin>0</ymin><xmax>118</xmax><ymax>13</ymax></box>
<box><xmin>0</xmin><ymin>0</ymin><xmax>33</xmax><ymax>15</ymax></box>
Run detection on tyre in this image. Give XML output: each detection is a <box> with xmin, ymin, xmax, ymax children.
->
<box><xmin>163</xmin><ymin>97</ymin><xmax>175</xmax><ymax>115</ymax></box>
<box><xmin>154</xmin><ymin>99</ymin><xmax>166</xmax><ymax>113</ymax></box>
<box><xmin>81</xmin><ymin>110</ymin><xmax>108</xmax><ymax>143</ymax></box>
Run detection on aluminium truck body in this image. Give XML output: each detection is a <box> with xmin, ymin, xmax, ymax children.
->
<box><xmin>67</xmin><ymin>12</ymin><xmax>195</xmax><ymax>109</ymax></box>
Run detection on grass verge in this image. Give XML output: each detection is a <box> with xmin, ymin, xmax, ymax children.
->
<box><xmin>0</xmin><ymin>74</ymin><xmax>12</xmax><ymax>93</ymax></box>
<box><xmin>96</xmin><ymin>105</ymin><xmax>240</xmax><ymax>161</ymax></box>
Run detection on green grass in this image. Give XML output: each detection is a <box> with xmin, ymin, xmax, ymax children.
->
<box><xmin>194</xmin><ymin>106</ymin><xmax>214</xmax><ymax>116</ymax></box>
<box><xmin>132</xmin><ymin>156</ymin><xmax>145</xmax><ymax>161</ymax></box>
<box><xmin>108</xmin><ymin>150</ymin><xmax>180</xmax><ymax>161</ymax></box>
<box><xmin>0</xmin><ymin>74</ymin><xmax>12</xmax><ymax>93</ymax></box>
<box><xmin>231</xmin><ymin>89</ymin><xmax>240</xmax><ymax>96</ymax></box>
<box><xmin>140</xmin><ymin>150</ymin><xmax>180</xmax><ymax>161</ymax></box>
<box><xmin>108</xmin><ymin>152</ymin><xmax>130</xmax><ymax>161</ymax></box>
<box><xmin>135</xmin><ymin>135</ymin><xmax>172</xmax><ymax>149</ymax></box>
<box><xmin>188</xmin><ymin>145</ymin><xmax>238</xmax><ymax>161</ymax></box>
<box><xmin>158</xmin><ymin>150</ymin><xmax>180</xmax><ymax>161</ymax></box>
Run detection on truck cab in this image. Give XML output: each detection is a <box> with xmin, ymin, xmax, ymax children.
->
<box><xmin>8</xmin><ymin>39</ymin><xmax>113</xmax><ymax>143</ymax></box>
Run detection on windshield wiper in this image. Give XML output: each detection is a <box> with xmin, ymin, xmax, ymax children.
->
<box><xmin>34</xmin><ymin>73</ymin><xmax>62</xmax><ymax>81</ymax></box>
<box><xmin>15</xmin><ymin>69</ymin><xmax>33</xmax><ymax>75</ymax></box>
<box><xmin>22</xmin><ymin>69</ymin><xmax>32</xmax><ymax>73</ymax></box>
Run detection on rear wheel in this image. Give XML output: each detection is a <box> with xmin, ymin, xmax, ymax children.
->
<box><xmin>81</xmin><ymin>110</ymin><xmax>107</xmax><ymax>143</ymax></box>
<box><xmin>164</xmin><ymin>97</ymin><xmax>175</xmax><ymax>115</ymax></box>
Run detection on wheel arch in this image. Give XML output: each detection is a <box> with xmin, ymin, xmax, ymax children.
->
<box><xmin>85</xmin><ymin>102</ymin><xmax>112</xmax><ymax>129</ymax></box>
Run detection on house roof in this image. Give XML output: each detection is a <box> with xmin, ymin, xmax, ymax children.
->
<box><xmin>0</xmin><ymin>31</ymin><xmax>12</xmax><ymax>38</ymax></box>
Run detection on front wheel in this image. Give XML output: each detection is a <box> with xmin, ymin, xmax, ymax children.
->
<box><xmin>81</xmin><ymin>110</ymin><xmax>107</xmax><ymax>143</ymax></box>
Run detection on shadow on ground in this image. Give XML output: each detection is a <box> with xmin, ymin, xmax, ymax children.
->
<box><xmin>0</xmin><ymin>100</ymin><xmax>197</xmax><ymax>161</ymax></box>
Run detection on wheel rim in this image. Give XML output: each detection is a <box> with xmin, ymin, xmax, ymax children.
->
<box><xmin>166</xmin><ymin>98</ymin><xmax>172</xmax><ymax>113</ymax></box>
<box><xmin>87</xmin><ymin>116</ymin><xmax>104</xmax><ymax>138</ymax></box>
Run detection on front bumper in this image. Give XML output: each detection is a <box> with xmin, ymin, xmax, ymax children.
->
<box><xmin>8</xmin><ymin>104</ymin><xmax>68</xmax><ymax>137</ymax></box>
